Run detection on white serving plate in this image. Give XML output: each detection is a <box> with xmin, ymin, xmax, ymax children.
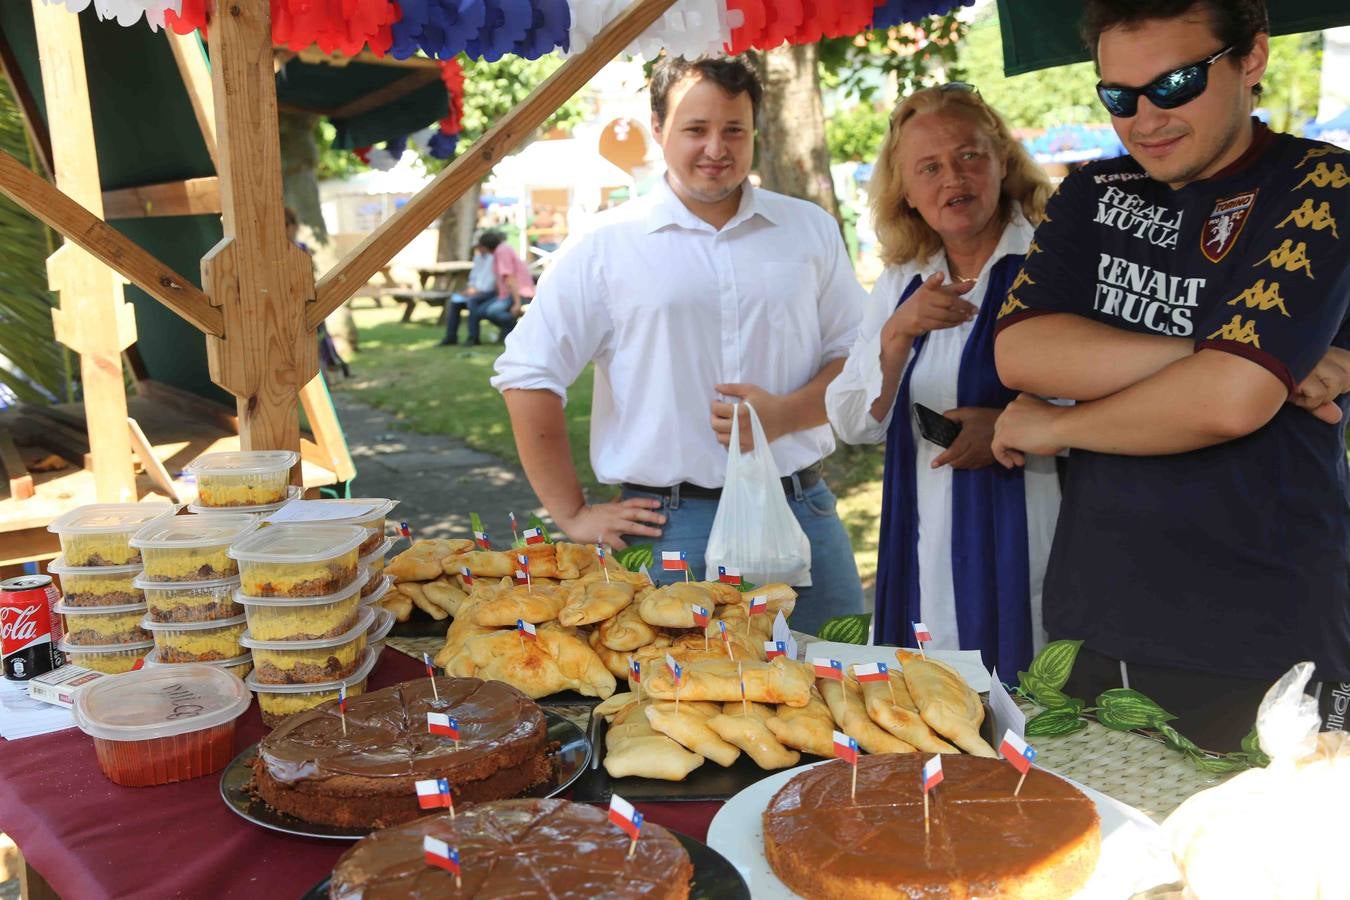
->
<box><xmin>706</xmin><ymin>759</ymin><xmax>1180</xmax><ymax>899</ymax></box>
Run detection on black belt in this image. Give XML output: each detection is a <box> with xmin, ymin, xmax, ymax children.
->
<box><xmin>623</xmin><ymin>462</ymin><xmax>824</xmax><ymax>500</ymax></box>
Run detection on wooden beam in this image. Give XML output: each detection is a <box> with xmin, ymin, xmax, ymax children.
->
<box><xmin>33</xmin><ymin>0</ymin><xmax>138</xmax><ymax>503</ymax></box>
<box><xmin>102</xmin><ymin>176</ymin><xmax>222</xmax><ymax>219</ymax></box>
<box><xmin>0</xmin><ymin>150</ymin><xmax>222</xmax><ymax>335</ymax></box>
<box><xmin>203</xmin><ymin>1</ymin><xmax>317</xmax><ymax>460</ymax></box>
<box><xmin>298</xmin><ymin>374</ymin><xmax>355</xmax><ymax>482</ymax></box>
<box><xmin>309</xmin><ymin>0</ymin><xmax>681</xmax><ymax>327</ymax></box>
<box><xmin>328</xmin><ymin>68</ymin><xmax>441</xmax><ymax>120</ymax></box>
<box><xmin>127</xmin><ymin>417</ymin><xmax>180</xmax><ymax>502</ymax></box>
<box><xmin>0</xmin><ymin>430</ymin><xmax>34</xmax><ymax>501</ymax></box>
<box><xmin>0</xmin><ymin>30</ymin><xmax>53</xmax><ymax>179</ymax></box>
<box><xmin>166</xmin><ymin>31</ymin><xmax>219</xmax><ymax>171</ymax></box>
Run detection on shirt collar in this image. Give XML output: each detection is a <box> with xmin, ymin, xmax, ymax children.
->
<box><xmin>644</xmin><ymin>173</ymin><xmax>778</xmax><ymax>233</ymax></box>
<box><xmin>914</xmin><ymin>206</ymin><xmax>1036</xmax><ymax>281</ymax></box>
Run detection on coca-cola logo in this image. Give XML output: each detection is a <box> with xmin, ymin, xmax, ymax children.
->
<box><xmin>0</xmin><ymin>605</ymin><xmax>40</xmax><ymax>643</ymax></box>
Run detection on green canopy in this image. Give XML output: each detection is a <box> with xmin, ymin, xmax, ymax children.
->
<box><xmin>996</xmin><ymin>0</ymin><xmax>1350</xmax><ymax>76</ymax></box>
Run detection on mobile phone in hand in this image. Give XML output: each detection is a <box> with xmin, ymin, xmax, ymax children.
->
<box><xmin>913</xmin><ymin>402</ymin><xmax>962</xmax><ymax>449</ymax></box>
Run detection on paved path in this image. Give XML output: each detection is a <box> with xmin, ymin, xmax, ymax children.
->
<box><xmin>331</xmin><ymin>392</ymin><xmax>548</xmax><ymax>542</ymax></box>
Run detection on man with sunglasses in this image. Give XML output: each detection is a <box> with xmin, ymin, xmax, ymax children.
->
<box><xmin>991</xmin><ymin>0</ymin><xmax>1349</xmax><ymax>750</ymax></box>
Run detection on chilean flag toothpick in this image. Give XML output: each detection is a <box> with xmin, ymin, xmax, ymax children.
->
<box><xmin>717</xmin><ymin>565</ymin><xmax>742</xmax><ymax>585</ymax></box>
<box><xmin>522</xmin><ymin>526</ymin><xmax>545</xmax><ymax>545</ymax></box>
<box><xmin>428</xmin><ymin>712</ymin><xmax>460</xmax><ymax>742</ymax></box>
<box><xmin>661</xmin><ymin>550</ymin><xmax>688</xmax><ymax>581</ymax></box>
<box><xmin>608</xmin><ymin>794</ymin><xmax>644</xmax><ymax>858</ymax></box>
<box><xmin>517</xmin><ymin>618</ymin><xmax>537</xmax><ymax>648</ymax></box>
<box><xmin>517</xmin><ymin>552</ymin><xmax>531</xmax><ymax>588</ymax></box>
<box><xmin>833</xmin><ymin>729</ymin><xmax>860</xmax><ymax>799</ymax></box>
<box><xmin>597</xmin><ymin>542</ymin><xmax>610</xmax><ymax>582</ymax></box>
<box><xmin>719</xmin><ymin>620</ymin><xmax>734</xmax><ymax>659</ymax></box>
<box><xmin>1000</xmin><ymin>729</ymin><xmax>1038</xmax><ymax>795</ymax></box>
<box><xmin>913</xmin><ymin>621</ymin><xmax>932</xmax><ymax>658</ymax></box>
<box><xmin>813</xmin><ymin>658</ymin><xmax>845</xmax><ymax>681</ymax></box>
<box><xmin>509</xmin><ymin>511</ymin><xmax>519</xmax><ymax>544</ymax></box>
<box><xmin>922</xmin><ymin>753</ymin><xmax>944</xmax><ymax>833</ymax></box>
<box><xmin>424</xmin><ymin>653</ymin><xmax>440</xmax><ymax>701</ymax></box>
<box><xmin>764</xmin><ymin>640</ymin><xmax>786</xmax><ymax>661</ymax></box>
<box><xmin>748</xmin><ymin>594</ymin><xmax>768</xmax><ymax>616</ymax></box>
<box><xmin>459</xmin><ymin>565</ymin><xmax>474</xmax><ymax>587</ymax></box>
<box><xmin>423</xmin><ymin>836</ymin><xmax>461</xmax><ymax>887</ymax></box>
<box><xmin>337</xmin><ymin>683</ymin><xmax>348</xmax><ymax>735</ymax></box>
<box><xmin>415</xmin><ymin>777</ymin><xmax>454</xmax><ymax>815</ymax></box>
<box><xmin>473</xmin><ymin>529</ymin><xmax>490</xmax><ymax>550</ymax></box>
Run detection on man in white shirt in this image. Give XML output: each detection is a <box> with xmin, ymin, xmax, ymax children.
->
<box><xmin>491</xmin><ymin>56</ymin><xmax>867</xmax><ymax>634</ymax></box>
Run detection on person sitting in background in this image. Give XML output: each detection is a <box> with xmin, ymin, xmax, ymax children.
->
<box><xmin>439</xmin><ymin>241</ymin><xmax>498</xmax><ymax>347</ymax></box>
<box><xmin>466</xmin><ymin>230</ymin><xmax>535</xmax><ymax>346</ymax></box>
<box><xmin>825</xmin><ymin>84</ymin><xmax>1058</xmax><ymax>677</ymax></box>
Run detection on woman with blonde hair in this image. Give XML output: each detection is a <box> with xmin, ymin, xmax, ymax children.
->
<box><xmin>826</xmin><ymin>84</ymin><xmax>1060</xmax><ymax>675</ymax></box>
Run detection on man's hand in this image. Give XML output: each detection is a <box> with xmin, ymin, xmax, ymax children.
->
<box><xmin>554</xmin><ymin>498</ymin><xmax>666</xmax><ymax>550</ymax></box>
<box><xmin>992</xmin><ymin>394</ymin><xmax>1069</xmax><ymax>469</ymax></box>
<box><xmin>931</xmin><ymin>407</ymin><xmax>1001</xmax><ymax>470</ymax></box>
<box><xmin>711</xmin><ymin>383</ymin><xmax>791</xmax><ymax>452</ymax></box>
<box><xmin>882</xmin><ymin>273</ymin><xmax>977</xmax><ymax>347</ymax></box>
<box><xmin>1290</xmin><ymin>347</ymin><xmax>1350</xmax><ymax>424</ymax></box>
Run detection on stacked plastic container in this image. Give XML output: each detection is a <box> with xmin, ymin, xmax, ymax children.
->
<box><xmin>231</xmin><ymin>523</ymin><xmax>378</xmax><ymax>726</ymax></box>
<box><xmin>129</xmin><ymin>513</ymin><xmax>259</xmax><ymax>680</ymax></box>
<box><xmin>183</xmin><ymin>449</ymin><xmax>300</xmax><ymax>515</ymax></box>
<box><xmin>46</xmin><ymin>503</ymin><xmax>176</xmax><ymax>673</ymax></box>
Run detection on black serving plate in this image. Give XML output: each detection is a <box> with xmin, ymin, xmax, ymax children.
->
<box><xmin>568</xmin><ymin>711</ymin><xmax>829</xmax><ymax>804</ymax></box>
<box><xmin>221</xmin><ymin>711</ymin><xmax>590</xmax><ymax>840</ymax></box>
<box><xmin>298</xmin><ymin>830</ymin><xmax>748</xmax><ymax>899</ymax></box>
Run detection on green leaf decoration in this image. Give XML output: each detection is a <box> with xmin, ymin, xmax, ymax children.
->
<box><xmin>734</xmin><ymin>581</ymin><xmax>759</xmax><ymax>594</ymax></box>
<box><xmin>615</xmin><ymin>545</ymin><xmax>654</xmax><ymax>573</ymax></box>
<box><xmin>526</xmin><ymin>514</ymin><xmax>554</xmax><ymax>544</ymax></box>
<box><xmin>1156</xmin><ymin>723</ymin><xmax>1200</xmax><ymax>754</ymax></box>
<box><xmin>1026</xmin><ymin>640</ymin><xmax>1083</xmax><ymax>693</ymax></box>
<box><xmin>1025</xmin><ymin>707</ymin><xmax>1089</xmax><ymax>737</ymax></box>
<box><xmin>1095</xmin><ymin>688</ymin><xmax>1176</xmax><ymax>729</ymax></box>
<box><xmin>1189</xmin><ymin>754</ymin><xmax>1253</xmax><ymax>774</ymax></box>
<box><xmin>469</xmin><ymin>512</ymin><xmax>485</xmax><ymax>541</ymax></box>
<box><xmin>1239</xmin><ymin>726</ymin><xmax>1270</xmax><ymax>768</ymax></box>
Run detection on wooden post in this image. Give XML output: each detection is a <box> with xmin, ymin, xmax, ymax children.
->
<box><xmin>166</xmin><ymin>31</ymin><xmax>218</xmax><ymax>171</ymax></box>
<box><xmin>31</xmin><ymin>0</ymin><xmax>137</xmax><ymax>502</ymax></box>
<box><xmin>202</xmin><ymin>1</ymin><xmax>317</xmax><ymax>460</ymax></box>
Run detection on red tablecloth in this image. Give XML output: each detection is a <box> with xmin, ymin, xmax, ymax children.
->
<box><xmin>0</xmin><ymin>650</ymin><xmax>722</xmax><ymax>899</ymax></box>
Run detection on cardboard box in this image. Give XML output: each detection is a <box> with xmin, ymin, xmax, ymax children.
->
<box><xmin>27</xmin><ymin>664</ymin><xmax>107</xmax><ymax>708</ymax></box>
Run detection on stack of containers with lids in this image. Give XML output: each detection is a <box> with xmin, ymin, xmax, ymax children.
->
<box><xmin>130</xmin><ymin>513</ymin><xmax>259</xmax><ymax>680</ymax></box>
<box><xmin>183</xmin><ymin>449</ymin><xmax>300</xmax><ymax>515</ymax></box>
<box><xmin>232</xmin><ymin>523</ymin><xmax>378</xmax><ymax>726</ymax></box>
<box><xmin>46</xmin><ymin>503</ymin><xmax>177</xmax><ymax>673</ymax></box>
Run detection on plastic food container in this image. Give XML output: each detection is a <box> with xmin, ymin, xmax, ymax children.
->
<box><xmin>240</xmin><ymin>607</ymin><xmax>374</xmax><ymax>685</ymax></box>
<box><xmin>57</xmin><ymin>638</ymin><xmax>153</xmax><ymax>674</ymax></box>
<box><xmin>55</xmin><ymin>600</ymin><xmax>151</xmax><ymax>646</ymax></box>
<box><xmin>143</xmin><ymin>647</ymin><xmax>253</xmax><ymax>681</ymax></box>
<box><xmin>46</xmin><ymin>503</ymin><xmax>176</xmax><ymax>567</ymax></box>
<box><xmin>267</xmin><ymin>498</ymin><xmax>398</xmax><ymax>556</ymax></box>
<box><xmin>247</xmin><ymin>647</ymin><xmax>378</xmax><ymax>727</ymax></box>
<box><xmin>184</xmin><ymin>450</ymin><xmax>299</xmax><ymax>509</ymax></box>
<box><xmin>358</xmin><ymin>538</ymin><xmax>394</xmax><ymax>596</ymax></box>
<box><xmin>360</xmin><ymin>576</ymin><xmax>393</xmax><ymax>607</ymax></box>
<box><xmin>228</xmin><ymin>524</ymin><xmax>365</xmax><ymax>598</ymax></box>
<box><xmin>234</xmin><ymin>574</ymin><xmax>365</xmax><ymax>642</ymax></box>
<box><xmin>141</xmin><ymin>613</ymin><xmax>247</xmax><ymax>663</ymax></box>
<box><xmin>48</xmin><ymin>557</ymin><xmax>144</xmax><ymax>607</ymax></box>
<box><xmin>74</xmin><ymin>664</ymin><xmax>251</xmax><ymax>786</ymax></box>
<box><xmin>136</xmin><ymin>575</ymin><xmax>242</xmax><ymax>623</ymax></box>
<box><xmin>366</xmin><ymin>607</ymin><xmax>395</xmax><ymax>655</ymax></box>
<box><xmin>187</xmin><ymin>484</ymin><xmax>301</xmax><ymax>516</ymax></box>
<box><xmin>131</xmin><ymin>514</ymin><xmax>258</xmax><ymax>583</ymax></box>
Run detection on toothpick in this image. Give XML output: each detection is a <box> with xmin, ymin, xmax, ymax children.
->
<box><xmin>455</xmin><ymin>873</ymin><xmax>462</xmax><ymax>890</ymax></box>
<box><xmin>887</xmin><ymin>676</ymin><xmax>896</xmax><ymax>707</ymax></box>
<box><xmin>703</xmin><ymin>625</ymin><xmax>709</xmax><ymax>652</ymax></box>
<box><xmin>1014</xmin><ymin>770</ymin><xmax>1028</xmax><ymax>797</ymax></box>
<box><xmin>675</xmin><ymin>678</ymin><xmax>681</xmax><ymax>715</ymax></box>
<box><xmin>739</xmin><ymin>662</ymin><xmax>747</xmax><ymax>716</ymax></box>
<box><xmin>924</xmin><ymin>791</ymin><xmax>931</xmax><ymax>834</ymax></box>
<box><xmin>850</xmin><ymin>761</ymin><xmax>858</xmax><ymax>801</ymax></box>
<box><xmin>627</xmin><ymin>835</ymin><xmax>638</xmax><ymax>859</ymax></box>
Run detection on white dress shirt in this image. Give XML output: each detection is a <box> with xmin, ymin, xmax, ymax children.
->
<box><xmin>492</xmin><ymin>176</ymin><xmax>866</xmax><ymax>488</ymax></box>
<box><xmin>825</xmin><ymin>211</ymin><xmax>1057</xmax><ymax>652</ymax></box>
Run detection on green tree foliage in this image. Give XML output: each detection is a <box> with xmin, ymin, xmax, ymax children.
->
<box><xmin>1262</xmin><ymin>32</ymin><xmax>1324</xmax><ymax>136</ymax></box>
<box><xmin>826</xmin><ymin>101</ymin><xmax>889</xmax><ymax>163</ymax></box>
<box><xmin>818</xmin><ymin>13</ymin><xmax>968</xmax><ymax>102</ymax></box>
<box><xmin>0</xmin><ymin>78</ymin><xmax>66</xmax><ymax>404</ymax></box>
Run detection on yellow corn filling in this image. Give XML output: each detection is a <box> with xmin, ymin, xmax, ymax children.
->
<box><xmin>60</xmin><ymin>573</ymin><xmax>142</xmax><ymax>602</ymax></box>
<box><xmin>143</xmin><ymin>546</ymin><xmax>237</xmax><ymax>580</ymax></box>
<box><xmin>239</xmin><ymin>551</ymin><xmax>358</xmax><ymax>596</ymax></box>
<box><xmin>258</xmin><ymin>679</ymin><xmax>368</xmax><ymax>718</ymax></box>
<box><xmin>246</xmin><ymin>596</ymin><xmax>358</xmax><ymax>641</ymax></box>
<box><xmin>154</xmin><ymin>622</ymin><xmax>247</xmax><ymax>660</ymax></box>
<box><xmin>61</xmin><ymin>534</ymin><xmax>140</xmax><ymax>567</ymax></box>
<box><xmin>62</xmin><ymin>609</ymin><xmax>147</xmax><ymax>643</ymax></box>
<box><xmin>197</xmin><ymin>476</ymin><xmax>288</xmax><ymax>508</ymax></box>
<box><xmin>68</xmin><ymin>648</ymin><xmax>148</xmax><ymax>674</ymax></box>
<box><xmin>252</xmin><ymin>634</ymin><xmax>367</xmax><ymax>682</ymax></box>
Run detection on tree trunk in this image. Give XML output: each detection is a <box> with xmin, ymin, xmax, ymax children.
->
<box><xmin>436</xmin><ymin>181</ymin><xmax>482</xmax><ymax>262</ymax></box>
<box><xmin>753</xmin><ymin>44</ymin><xmax>841</xmax><ymax>228</ymax></box>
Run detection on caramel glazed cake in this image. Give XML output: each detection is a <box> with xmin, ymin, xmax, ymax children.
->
<box><xmin>330</xmin><ymin>798</ymin><xmax>693</xmax><ymax>900</ymax></box>
<box><xmin>763</xmin><ymin>754</ymin><xmax>1101</xmax><ymax>899</ymax></box>
<box><xmin>251</xmin><ymin>677</ymin><xmax>555</xmax><ymax>828</ymax></box>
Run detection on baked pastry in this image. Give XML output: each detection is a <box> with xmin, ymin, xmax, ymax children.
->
<box><xmin>642</xmin><ymin>657</ymin><xmax>813</xmax><ymax>708</ymax></box>
<box><xmin>559</xmin><ymin>579</ymin><xmax>635</xmax><ymax>627</ymax></box>
<box><xmin>766</xmin><ymin>687</ymin><xmax>836</xmax><ymax>758</ymax></box>
<box><xmin>858</xmin><ymin>668</ymin><xmax>958</xmax><ymax>754</ymax></box>
<box><xmin>601</xmin><ymin>699</ymin><xmax>706</xmax><ymax>781</ymax></box>
<box><xmin>817</xmin><ymin>676</ymin><xmax>916</xmax><ymax>755</ymax></box>
<box><xmin>763</xmin><ymin>754</ymin><xmax>1101</xmax><ymax>899</ymax></box>
<box><xmin>707</xmin><ymin>703</ymin><xmax>801</xmax><ymax>769</ymax></box>
<box><xmin>645</xmin><ymin>701</ymin><xmax>741</xmax><ymax>767</ymax></box>
<box><xmin>388</xmin><ymin>539</ymin><xmax>473</xmax><ymax>582</ymax></box>
<box><xmin>896</xmin><ymin>650</ymin><xmax>997</xmax><ymax>757</ymax></box>
<box><xmin>251</xmin><ymin>676</ymin><xmax>553</xmax><ymax>828</ymax></box>
<box><xmin>329</xmin><ymin>799</ymin><xmax>692</xmax><ymax>899</ymax></box>
<box><xmin>472</xmin><ymin>584</ymin><xmax>566</xmax><ymax>627</ymax></box>
<box><xmin>439</xmin><ymin>625</ymin><xmax>617</xmax><ymax>700</ymax></box>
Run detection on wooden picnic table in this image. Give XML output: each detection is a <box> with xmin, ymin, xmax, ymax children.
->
<box><xmin>374</xmin><ymin>260</ymin><xmax>475</xmax><ymax>323</ymax></box>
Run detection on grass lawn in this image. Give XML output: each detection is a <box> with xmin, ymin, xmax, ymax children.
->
<box><xmin>333</xmin><ymin>305</ymin><xmax>884</xmax><ymax>588</ymax></box>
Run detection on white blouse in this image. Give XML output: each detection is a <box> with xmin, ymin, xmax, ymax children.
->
<box><xmin>825</xmin><ymin>212</ymin><xmax>1057</xmax><ymax>655</ymax></box>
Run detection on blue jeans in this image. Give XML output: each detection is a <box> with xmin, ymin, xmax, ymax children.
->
<box><xmin>465</xmin><ymin>293</ymin><xmax>507</xmax><ymax>343</ymax></box>
<box><xmin>620</xmin><ymin>477</ymin><xmax>862</xmax><ymax>637</ymax></box>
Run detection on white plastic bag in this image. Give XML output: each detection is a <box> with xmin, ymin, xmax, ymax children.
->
<box><xmin>705</xmin><ymin>402</ymin><xmax>812</xmax><ymax>586</ymax></box>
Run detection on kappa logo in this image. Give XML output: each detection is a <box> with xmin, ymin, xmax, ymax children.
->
<box><xmin>1296</xmin><ymin>146</ymin><xmax>1347</xmax><ymax>169</ymax></box>
<box><xmin>1207</xmin><ymin>314</ymin><xmax>1262</xmax><ymax>348</ymax></box>
<box><xmin>1276</xmin><ymin>198</ymin><xmax>1339</xmax><ymax>238</ymax></box>
<box><xmin>1010</xmin><ymin>269</ymin><xmax>1035</xmax><ymax>292</ymax></box>
<box><xmin>999</xmin><ymin>294</ymin><xmax>1028</xmax><ymax>319</ymax></box>
<box><xmin>1256</xmin><ymin>239</ymin><xmax>1315</xmax><ymax>279</ymax></box>
<box><xmin>1201</xmin><ymin>191</ymin><xmax>1256</xmax><ymax>263</ymax></box>
<box><xmin>1026</xmin><ymin>239</ymin><xmax>1042</xmax><ymax>256</ymax></box>
<box><xmin>1295</xmin><ymin>162</ymin><xmax>1350</xmax><ymax>190</ymax></box>
<box><xmin>1226</xmin><ymin>279</ymin><xmax>1290</xmax><ymax>318</ymax></box>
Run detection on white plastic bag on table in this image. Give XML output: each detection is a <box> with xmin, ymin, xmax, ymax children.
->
<box><xmin>704</xmin><ymin>401</ymin><xmax>811</xmax><ymax>586</ymax></box>
<box><xmin>1161</xmin><ymin>662</ymin><xmax>1348</xmax><ymax>899</ymax></box>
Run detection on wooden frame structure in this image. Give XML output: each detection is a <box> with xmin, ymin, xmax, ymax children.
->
<box><xmin>0</xmin><ymin>0</ymin><xmax>680</xmax><ymax>505</ymax></box>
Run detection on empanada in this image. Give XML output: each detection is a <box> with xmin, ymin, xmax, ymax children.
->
<box><xmin>637</xmin><ymin>582</ymin><xmax>721</xmax><ymax>628</ymax></box>
<box><xmin>858</xmin><ymin>668</ymin><xmax>958</xmax><ymax>754</ymax></box>
<box><xmin>397</xmin><ymin>582</ymin><xmax>447</xmax><ymax>621</ymax></box>
<box><xmin>388</xmin><ymin>539</ymin><xmax>469</xmax><ymax>582</ymax></box>
<box><xmin>708</xmin><ymin>704</ymin><xmax>801</xmax><ymax>769</ymax></box>
<box><xmin>471</xmin><ymin>584</ymin><xmax>566</xmax><ymax>626</ymax></box>
<box><xmin>441</xmin><ymin>625</ymin><xmax>616</xmax><ymax>699</ymax></box>
<box><xmin>766</xmin><ymin>687</ymin><xmax>835</xmax><ymax>757</ymax></box>
<box><xmin>642</xmin><ymin>657</ymin><xmax>813</xmax><ymax>708</ymax></box>
<box><xmin>598</xmin><ymin>602</ymin><xmax>658</xmax><ymax>652</ymax></box>
<box><xmin>818</xmin><ymin>676</ymin><xmax>916</xmax><ymax>755</ymax></box>
<box><xmin>645</xmin><ymin>702</ymin><xmax>740</xmax><ymax>767</ymax></box>
<box><xmin>560</xmin><ymin>579</ymin><xmax>635</xmax><ymax>626</ymax></box>
<box><xmin>896</xmin><ymin>650</ymin><xmax>997</xmax><ymax>757</ymax></box>
<box><xmin>603</xmin><ymin>710</ymin><xmax>704</xmax><ymax>781</ymax></box>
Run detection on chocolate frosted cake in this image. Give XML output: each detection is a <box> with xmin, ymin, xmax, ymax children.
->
<box><xmin>330</xmin><ymin>799</ymin><xmax>693</xmax><ymax>900</ymax></box>
<box><xmin>763</xmin><ymin>754</ymin><xmax>1100</xmax><ymax>899</ymax></box>
<box><xmin>251</xmin><ymin>676</ymin><xmax>553</xmax><ymax>828</ymax></box>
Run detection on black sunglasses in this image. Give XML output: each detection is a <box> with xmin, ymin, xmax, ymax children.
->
<box><xmin>1096</xmin><ymin>45</ymin><xmax>1234</xmax><ymax>118</ymax></box>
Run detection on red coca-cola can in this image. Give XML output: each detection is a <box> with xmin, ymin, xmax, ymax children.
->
<box><xmin>1</xmin><ymin>575</ymin><xmax>66</xmax><ymax>681</ymax></box>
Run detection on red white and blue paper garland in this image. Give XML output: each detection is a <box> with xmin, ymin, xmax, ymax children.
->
<box><xmin>40</xmin><ymin>0</ymin><xmax>182</xmax><ymax>30</ymax></box>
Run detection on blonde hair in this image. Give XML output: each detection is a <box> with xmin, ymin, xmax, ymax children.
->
<box><xmin>869</xmin><ymin>87</ymin><xmax>1051</xmax><ymax>267</ymax></box>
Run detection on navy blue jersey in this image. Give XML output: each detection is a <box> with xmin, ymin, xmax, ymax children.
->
<box><xmin>997</xmin><ymin>124</ymin><xmax>1350</xmax><ymax>680</ymax></box>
